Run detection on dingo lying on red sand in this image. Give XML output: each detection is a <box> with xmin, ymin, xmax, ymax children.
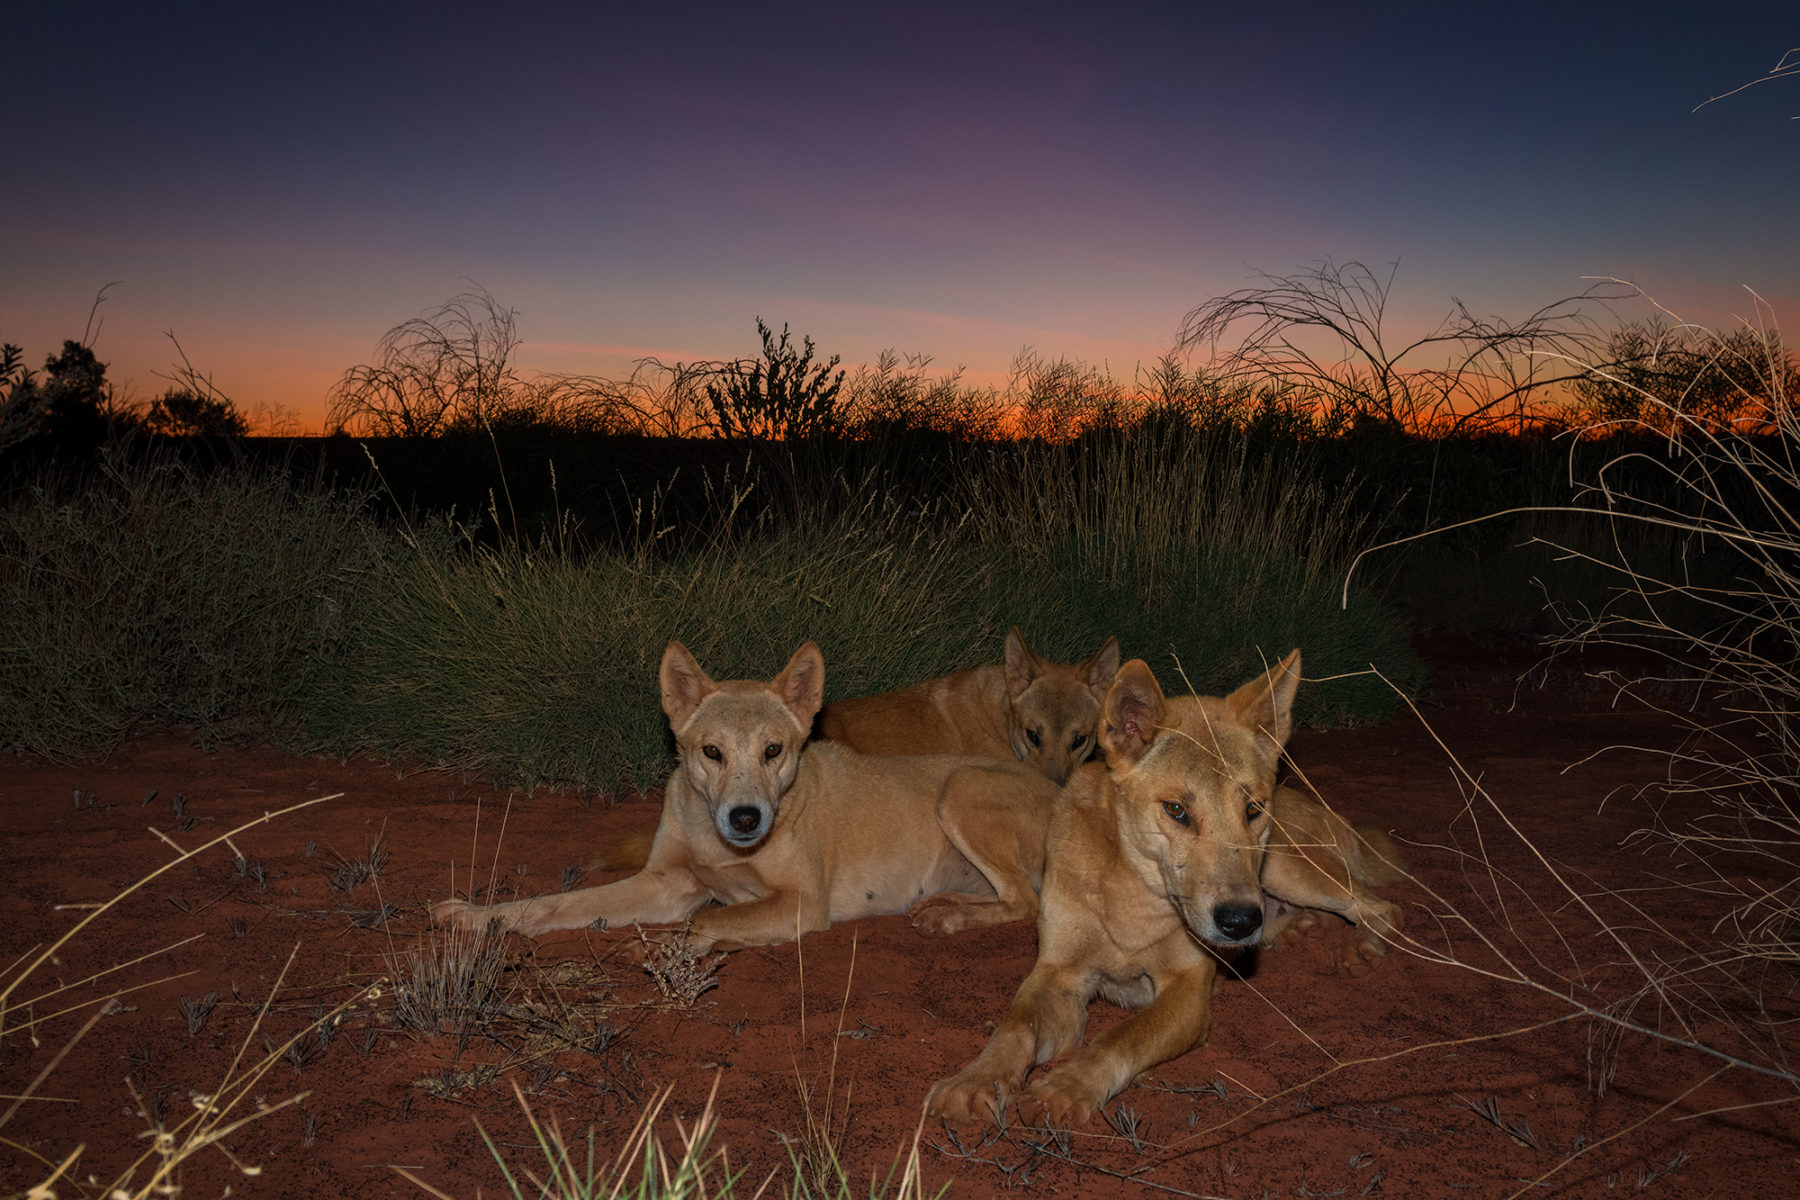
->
<box><xmin>601</xmin><ymin>628</ymin><xmax>1121</xmax><ymax>878</ymax></box>
<box><xmin>928</xmin><ymin>650</ymin><xmax>1407</xmax><ymax>1127</ymax></box>
<box><xmin>435</xmin><ymin>641</ymin><xmax>1061</xmax><ymax>951</ymax></box>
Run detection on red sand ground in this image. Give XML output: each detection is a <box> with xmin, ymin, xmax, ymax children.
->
<box><xmin>3</xmin><ymin>638</ymin><xmax>1796</xmax><ymax>1199</ymax></box>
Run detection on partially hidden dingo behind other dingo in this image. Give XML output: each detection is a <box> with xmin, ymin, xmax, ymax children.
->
<box><xmin>818</xmin><ymin>628</ymin><xmax>1120</xmax><ymax>784</ymax></box>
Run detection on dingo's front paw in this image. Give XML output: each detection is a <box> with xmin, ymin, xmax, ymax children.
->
<box><xmin>926</xmin><ymin>1070</ymin><xmax>1013</xmax><ymax>1125</ymax></box>
<box><xmin>432</xmin><ymin>898</ymin><xmax>503</xmax><ymax>933</ymax></box>
<box><xmin>1273</xmin><ymin>909</ymin><xmax>1322</xmax><ymax>950</ymax></box>
<box><xmin>432</xmin><ymin>898</ymin><xmax>558</xmax><ymax>937</ymax></box>
<box><xmin>1334</xmin><ymin>931</ymin><xmax>1387</xmax><ymax>976</ymax></box>
<box><xmin>1017</xmin><ymin>1071</ymin><xmax>1103</xmax><ymax>1128</ymax></box>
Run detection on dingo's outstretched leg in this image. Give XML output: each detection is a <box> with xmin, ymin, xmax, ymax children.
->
<box><xmin>686</xmin><ymin>889</ymin><xmax>832</xmax><ymax>953</ymax></box>
<box><xmin>927</xmin><ymin>961</ymin><xmax>1090</xmax><ymax>1123</ymax></box>
<box><xmin>434</xmin><ymin>867</ymin><xmax>710</xmax><ymax>938</ymax></box>
<box><xmin>1018</xmin><ymin>961</ymin><xmax>1215</xmax><ymax>1126</ymax></box>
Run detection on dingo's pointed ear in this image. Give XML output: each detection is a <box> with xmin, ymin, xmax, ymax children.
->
<box><xmin>773</xmin><ymin>641</ymin><xmax>826</xmax><ymax>728</ymax></box>
<box><xmin>1101</xmin><ymin>659</ymin><xmax>1165</xmax><ymax>767</ymax></box>
<box><xmin>660</xmin><ymin>640</ymin><xmax>717</xmax><ymax>728</ymax></box>
<box><xmin>1084</xmin><ymin>635</ymin><xmax>1122</xmax><ymax>696</ymax></box>
<box><xmin>1004</xmin><ymin>627</ymin><xmax>1044</xmax><ymax>697</ymax></box>
<box><xmin>1227</xmin><ymin>649</ymin><xmax>1301</xmax><ymax>758</ymax></box>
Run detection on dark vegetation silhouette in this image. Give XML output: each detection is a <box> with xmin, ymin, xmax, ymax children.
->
<box><xmin>3</xmin><ymin>321</ymin><xmax>251</xmax><ymax>460</ymax></box>
<box><xmin>0</xmin><ymin>340</ymin><xmax>129</xmax><ymax>453</ymax></box>
<box><xmin>144</xmin><ymin>333</ymin><xmax>252</xmax><ymax>438</ymax></box>
<box><xmin>326</xmin><ymin>290</ymin><xmax>524</xmax><ymax>437</ymax></box>
<box><xmin>703</xmin><ymin>318</ymin><xmax>846</xmax><ymax>441</ymax></box>
<box><xmin>1570</xmin><ymin>319</ymin><xmax>1800</xmax><ymax>431</ymax></box>
<box><xmin>1176</xmin><ymin>259</ymin><xmax>1636</xmax><ymax>434</ymax></box>
<box><xmin>5</xmin><ymin>268</ymin><xmax>1792</xmax><ymax>607</ymax></box>
<box><xmin>139</xmin><ymin>388</ymin><xmax>250</xmax><ymax>438</ymax></box>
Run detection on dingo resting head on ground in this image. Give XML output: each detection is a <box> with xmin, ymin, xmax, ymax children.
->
<box><xmin>818</xmin><ymin>628</ymin><xmax>1120</xmax><ymax>784</ymax></box>
<box><xmin>927</xmin><ymin>650</ymin><xmax>1407</xmax><ymax>1127</ymax></box>
<box><xmin>434</xmin><ymin>641</ymin><xmax>1062</xmax><ymax>952</ymax></box>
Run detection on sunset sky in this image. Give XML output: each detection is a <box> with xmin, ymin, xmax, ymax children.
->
<box><xmin>6</xmin><ymin>3</ymin><xmax>1796</xmax><ymax>431</ymax></box>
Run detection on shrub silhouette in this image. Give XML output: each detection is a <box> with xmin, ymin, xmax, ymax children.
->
<box><xmin>327</xmin><ymin>290</ymin><xmax>522</xmax><ymax>436</ymax></box>
<box><xmin>1570</xmin><ymin>320</ymin><xmax>1798</xmax><ymax>431</ymax></box>
<box><xmin>142</xmin><ymin>388</ymin><xmax>249</xmax><ymax>438</ymax></box>
<box><xmin>704</xmin><ymin>318</ymin><xmax>845</xmax><ymax>440</ymax></box>
<box><xmin>0</xmin><ymin>339</ymin><xmax>130</xmax><ymax>455</ymax></box>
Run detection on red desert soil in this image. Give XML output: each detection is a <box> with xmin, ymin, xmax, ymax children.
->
<box><xmin>3</xmin><ymin>637</ymin><xmax>1796</xmax><ymax>1199</ymax></box>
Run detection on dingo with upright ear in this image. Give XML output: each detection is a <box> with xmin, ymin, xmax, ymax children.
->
<box><xmin>435</xmin><ymin>641</ymin><xmax>1062</xmax><ymax>951</ymax></box>
<box><xmin>819</xmin><ymin>628</ymin><xmax>1120</xmax><ymax>785</ymax></box>
<box><xmin>928</xmin><ymin>651</ymin><xmax>1406</xmax><ymax>1127</ymax></box>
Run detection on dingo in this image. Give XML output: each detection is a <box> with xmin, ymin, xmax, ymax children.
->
<box><xmin>927</xmin><ymin>650</ymin><xmax>1406</xmax><ymax>1127</ymax></box>
<box><xmin>818</xmin><ymin>629</ymin><xmax>1120</xmax><ymax>785</ymax></box>
<box><xmin>434</xmin><ymin>641</ymin><xmax>1061</xmax><ymax>951</ymax></box>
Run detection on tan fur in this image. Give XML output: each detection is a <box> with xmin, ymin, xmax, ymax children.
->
<box><xmin>434</xmin><ymin>641</ymin><xmax>1062</xmax><ymax>952</ymax></box>
<box><xmin>818</xmin><ymin>628</ymin><xmax>1120</xmax><ymax>785</ymax></box>
<box><xmin>927</xmin><ymin>651</ymin><xmax>1407</xmax><ymax>1127</ymax></box>
<box><xmin>596</xmin><ymin>829</ymin><xmax>655</xmax><ymax>873</ymax></box>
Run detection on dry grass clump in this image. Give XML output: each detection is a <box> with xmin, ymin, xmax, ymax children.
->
<box><xmin>384</xmin><ymin>905</ymin><xmax>629</xmax><ymax>1092</ymax></box>
<box><xmin>638</xmin><ymin>931</ymin><xmax>726</xmax><ymax>1009</ymax></box>
<box><xmin>1541</xmin><ymin>298</ymin><xmax>1800</xmax><ymax>974</ymax></box>
<box><xmin>388</xmin><ymin>916</ymin><xmax>514</xmax><ymax>1036</ymax></box>
<box><xmin>394</xmin><ymin>936</ymin><xmax>941</xmax><ymax>1200</ymax></box>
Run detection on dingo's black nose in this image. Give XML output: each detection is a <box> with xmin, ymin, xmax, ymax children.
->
<box><xmin>1213</xmin><ymin>903</ymin><xmax>1262</xmax><ymax>942</ymax></box>
<box><xmin>728</xmin><ymin>806</ymin><xmax>763</xmax><ymax>836</ymax></box>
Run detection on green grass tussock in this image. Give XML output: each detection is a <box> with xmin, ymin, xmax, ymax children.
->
<box><xmin>306</xmin><ymin>421</ymin><xmax>1422</xmax><ymax>786</ymax></box>
<box><xmin>996</xmin><ymin>536</ymin><xmax>1415</xmax><ymax>725</ymax></box>
<box><xmin>5</xmin><ymin>416</ymin><xmax>1424</xmax><ymax>788</ymax></box>
<box><xmin>306</xmin><ymin>493</ymin><xmax>1005</xmax><ymax>790</ymax></box>
<box><xmin>957</xmin><ymin>422</ymin><xmax>1420</xmax><ymax>724</ymax></box>
<box><xmin>1</xmin><ymin>453</ymin><xmax>390</xmax><ymax>758</ymax></box>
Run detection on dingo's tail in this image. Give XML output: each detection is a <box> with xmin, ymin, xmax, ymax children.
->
<box><xmin>594</xmin><ymin>829</ymin><xmax>655</xmax><ymax>873</ymax></box>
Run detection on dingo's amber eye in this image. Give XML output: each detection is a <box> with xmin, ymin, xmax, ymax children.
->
<box><xmin>702</xmin><ymin>745</ymin><xmax>722</xmax><ymax>761</ymax></box>
<box><xmin>1162</xmin><ymin>801</ymin><xmax>1189</xmax><ymax>825</ymax></box>
<box><xmin>763</xmin><ymin>742</ymin><xmax>783</xmax><ymax>761</ymax></box>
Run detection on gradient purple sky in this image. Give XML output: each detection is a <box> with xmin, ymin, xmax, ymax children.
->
<box><xmin>6</xmin><ymin>2</ymin><xmax>1796</xmax><ymax>430</ymax></box>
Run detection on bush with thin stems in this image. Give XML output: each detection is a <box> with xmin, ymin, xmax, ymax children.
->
<box><xmin>327</xmin><ymin>289</ymin><xmax>525</xmax><ymax>437</ymax></box>
<box><xmin>1177</xmin><ymin>258</ymin><xmax>1635</xmax><ymax>434</ymax></box>
<box><xmin>1536</xmin><ymin>296</ymin><xmax>1800</xmax><ymax>972</ymax></box>
<box><xmin>1346</xmin><ymin>295</ymin><xmax>1800</xmax><ymax>974</ymax></box>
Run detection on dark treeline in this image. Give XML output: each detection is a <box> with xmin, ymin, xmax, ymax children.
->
<box><xmin>211</xmin><ymin>417</ymin><xmax>1767</xmax><ymax>576</ymax></box>
<box><xmin>0</xmin><ymin>358</ymin><xmax>1782</xmax><ymax>604</ymax></box>
<box><xmin>6</xmin><ymin>265</ymin><xmax>1794</xmax><ymax>599</ymax></box>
